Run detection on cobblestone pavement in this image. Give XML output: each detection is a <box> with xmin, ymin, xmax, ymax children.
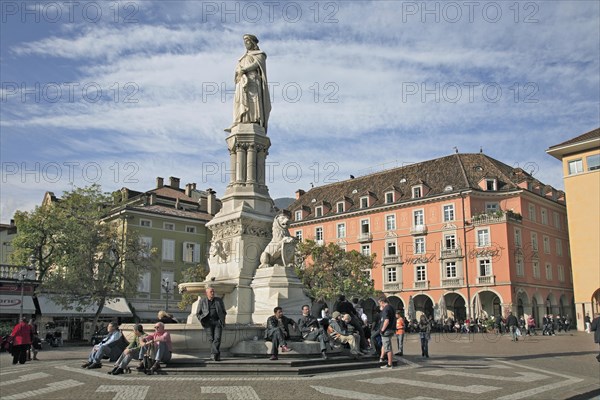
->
<box><xmin>1</xmin><ymin>331</ymin><xmax>599</xmax><ymax>400</ymax></box>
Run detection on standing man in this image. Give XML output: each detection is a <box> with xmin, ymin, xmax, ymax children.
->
<box><xmin>378</xmin><ymin>296</ymin><xmax>396</xmax><ymax>369</ymax></box>
<box><xmin>265</xmin><ymin>307</ymin><xmax>296</xmax><ymax>360</ymax></box>
<box><xmin>197</xmin><ymin>286</ymin><xmax>227</xmax><ymax>361</ymax></box>
<box><xmin>507</xmin><ymin>312</ymin><xmax>519</xmax><ymax>342</ymax></box>
<box><xmin>298</xmin><ymin>305</ymin><xmax>329</xmax><ymax>359</ymax></box>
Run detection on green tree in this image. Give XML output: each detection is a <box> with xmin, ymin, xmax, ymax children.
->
<box><xmin>177</xmin><ymin>263</ymin><xmax>209</xmax><ymax>310</ymax></box>
<box><xmin>11</xmin><ymin>185</ymin><xmax>153</xmax><ymax>327</ymax></box>
<box><xmin>294</xmin><ymin>240</ymin><xmax>378</xmax><ymax>305</ymax></box>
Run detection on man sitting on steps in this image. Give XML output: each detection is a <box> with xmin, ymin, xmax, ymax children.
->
<box><xmin>298</xmin><ymin>304</ymin><xmax>329</xmax><ymax>359</ymax></box>
<box><xmin>265</xmin><ymin>307</ymin><xmax>296</xmax><ymax>360</ymax></box>
<box><xmin>327</xmin><ymin>312</ymin><xmax>362</xmax><ymax>359</ymax></box>
<box><xmin>81</xmin><ymin>322</ymin><xmax>122</xmax><ymax>369</ymax></box>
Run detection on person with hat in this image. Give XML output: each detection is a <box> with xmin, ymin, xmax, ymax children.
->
<box><xmin>327</xmin><ymin>311</ymin><xmax>361</xmax><ymax>358</ymax></box>
<box><xmin>108</xmin><ymin>324</ymin><xmax>147</xmax><ymax>375</ymax></box>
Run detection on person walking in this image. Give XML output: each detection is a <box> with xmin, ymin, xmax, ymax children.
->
<box><xmin>395</xmin><ymin>311</ymin><xmax>405</xmax><ymax>356</ymax></box>
<box><xmin>418</xmin><ymin>314</ymin><xmax>431</xmax><ymax>358</ymax></box>
<box><xmin>10</xmin><ymin>317</ymin><xmax>32</xmax><ymax>365</ymax></box>
<box><xmin>197</xmin><ymin>286</ymin><xmax>227</xmax><ymax>361</ymax></box>
<box><xmin>507</xmin><ymin>312</ymin><xmax>519</xmax><ymax>342</ymax></box>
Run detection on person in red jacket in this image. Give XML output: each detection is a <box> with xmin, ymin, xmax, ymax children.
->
<box><xmin>10</xmin><ymin>317</ymin><xmax>33</xmax><ymax>365</ymax></box>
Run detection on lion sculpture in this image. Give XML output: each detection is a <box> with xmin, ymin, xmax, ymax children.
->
<box><xmin>259</xmin><ymin>212</ymin><xmax>296</xmax><ymax>268</ymax></box>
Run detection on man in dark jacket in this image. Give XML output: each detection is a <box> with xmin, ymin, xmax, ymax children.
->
<box><xmin>197</xmin><ymin>286</ymin><xmax>227</xmax><ymax>361</ymax></box>
<box><xmin>590</xmin><ymin>313</ymin><xmax>600</xmax><ymax>362</ymax></box>
<box><xmin>298</xmin><ymin>305</ymin><xmax>329</xmax><ymax>359</ymax></box>
<box><xmin>506</xmin><ymin>312</ymin><xmax>519</xmax><ymax>342</ymax></box>
<box><xmin>265</xmin><ymin>307</ymin><xmax>296</xmax><ymax>360</ymax></box>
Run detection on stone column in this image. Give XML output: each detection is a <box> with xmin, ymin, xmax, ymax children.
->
<box><xmin>256</xmin><ymin>146</ymin><xmax>267</xmax><ymax>185</ymax></box>
<box><xmin>236</xmin><ymin>144</ymin><xmax>247</xmax><ymax>183</ymax></box>
<box><xmin>246</xmin><ymin>144</ymin><xmax>256</xmax><ymax>183</ymax></box>
<box><xmin>229</xmin><ymin>148</ymin><xmax>237</xmax><ymax>184</ymax></box>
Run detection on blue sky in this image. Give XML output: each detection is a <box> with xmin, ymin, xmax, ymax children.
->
<box><xmin>1</xmin><ymin>1</ymin><xmax>599</xmax><ymax>223</ymax></box>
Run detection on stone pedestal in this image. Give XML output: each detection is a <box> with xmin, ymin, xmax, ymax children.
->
<box><xmin>251</xmin><ymin>266</ymin><xmax>311</xmax><ymax>323</ymax></box>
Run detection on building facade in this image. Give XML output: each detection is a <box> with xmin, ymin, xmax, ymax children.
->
<box><xmin>547</xmin><ymin>128</ymin><xmax>600</xmax><ymax>331</ymax></box>
<box><xmin>104</xmin><ymin>176</ymin><xmax>220</xmax><ymax>322</ymax></box>
<box><xmin>289</xmin><ymin>153</ymin><xmax>574</xmax><ymax>326</ymax></box>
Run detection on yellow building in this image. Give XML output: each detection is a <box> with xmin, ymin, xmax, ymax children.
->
<box><xmin>547</xmin><ymin>128</ymin><xmax>600</xmax><ymax>331</ymax></box>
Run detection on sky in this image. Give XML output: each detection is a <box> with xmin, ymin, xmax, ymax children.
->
<box><xmin>1</xmin><ymin>0</ymin><xmax>599</xmax><ymax>223</ymax></box>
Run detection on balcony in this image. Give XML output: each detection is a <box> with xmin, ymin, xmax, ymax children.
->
<box><xmin>477</xmin><ymin>275</ymin><xmax>496</xmax><ymax>285</ymax></box>
<box><xmin>410</xmin><ymin>225</ymin><xmax>428</xmax><ymax>235</ymax></box>
<box><xmin>441</xmin><ymin>277</ymin><xmax>463</xmax><ymax>287</ymax></box>
<box><xmin>471</xmin><ymin>210</ymin><xmax>522</xmax><ymax>226</ymax></box>
<box><xmin>440</xmin><ymin>247</ymin><xmax>462</xmax><ymax>259</ymax></box>
<box><xmin>0</xmin><ymin>264</ymin><xmax>36</xmax><ymax>280</ymax></box>
<box><xmin>383</xmin><ymin>282</ymin><xmax>402</xmax><ymax>292</ymax></box>
<box><xmin>357</xmin><ymin>232</ymin><xmax>373</xmax><ymax>243</ymax></box>
<box><xmin>383</xmin><ymin>255</ymin><xmax>402</xmax><ymax>265</ymax></box>
<box><xmin>414</xmin><ymin>280</ymin><xmax>429</xmax><ymax>290</ymax></box>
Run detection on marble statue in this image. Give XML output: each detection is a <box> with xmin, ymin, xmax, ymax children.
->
<box><xmin>226</xmin><ymin>34</ymin><xmax>271</xmax><ymax>133</ymax></box>
<box><xmin>259</xmin><ymin>212</ymin><xmax>296</xmax><ymax>268</ymax></box>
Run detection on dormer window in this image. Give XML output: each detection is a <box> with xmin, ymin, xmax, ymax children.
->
<box><xmin>315</xmin><ymin>206</ymin><xmax>323</xmax><ymax>217</ymax></box>
<box><xmin>485</xmin><ymin>179</ymin><xmax>497</xmax><ymax>191</ymax></box>
<box><xmin>336</xmin><ymin>202</ymin><xmax>344</xmax><ymax>213</ymax></box>
<box><xmin>360</xmin><ymin>196</ymin><xmax>369</xmax><ymax>208</ymax></box>
<box><xmin>295</xmin><ymin>210</ymin><xmax>303</xmax><ymax>221</ymax></box>
<box><xmin>385</xmin><ymin>191</ymin><xmax>394</xmax><ymax>204</ymax></box>
<box><xmin>412</xmin><ymin>186</ymin><xmax>422</xmax><ymax>199</ymax></box>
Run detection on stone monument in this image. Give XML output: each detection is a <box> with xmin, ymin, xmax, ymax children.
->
<box><xmin>180</xmin><ymin>34</ymin><xmax>310</xmax><ymax>331</ymax></box>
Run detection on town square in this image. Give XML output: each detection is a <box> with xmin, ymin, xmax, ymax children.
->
<box><xmin>1</xmin><ymin>1</ymin><xmax>599</xmax><ymax>399</ymax></box>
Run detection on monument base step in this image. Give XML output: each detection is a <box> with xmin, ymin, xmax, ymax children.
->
<box><xmin>163</xmin><ymin>354</ymin><xmax>396</xmax><ymax>376</ymax></box>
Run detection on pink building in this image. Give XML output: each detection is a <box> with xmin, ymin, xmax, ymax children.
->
<box><xmin>289</xmin><ymin>153</ymin><xmax>573</xmax><ymax>326</ymax></box>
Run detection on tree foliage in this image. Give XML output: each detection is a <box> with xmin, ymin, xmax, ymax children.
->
<box><xmin>177</xmin><ymin>263</ymin><xmax>209</xmax><ymax>310</ymax></box>
<box><xmin>294</xmin><ymin>240</ymin><xmax>377</xmax><ymax>303</ymax></box>
<box><xmin>11</xmin><ymin>185</ymin><xmax>153</xmax><ymax>326</ymax></box>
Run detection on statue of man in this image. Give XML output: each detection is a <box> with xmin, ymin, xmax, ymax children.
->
<box><xmin>227</xmin><ymin>34</ymin><xmax>271</xmax><ymax>133</ymax></box>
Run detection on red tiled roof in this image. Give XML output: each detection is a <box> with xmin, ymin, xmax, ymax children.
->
<box><xmin>287</xmin><ymin>153</ymin><xmax>546</xmax><ymax>222</ymax></box>
<box><xmin>128</xmin><ymin>204</ymin><xmax>212</xmax><ymax>221</ymax></box>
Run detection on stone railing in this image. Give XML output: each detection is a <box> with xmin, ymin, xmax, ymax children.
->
<box><xmin>441</xmin><ymin>277</ymin><xmax>463</xmax><ymax>287</ymax></box>
<box><xmin>383</xmin><ymin>282</ymin><xmax>402</xmax><ymax>291</ymax></box>
<box><xmin>410</xmin><ymin>225</ymin><xmax>428</xmax><ymax>235</ymax></box>
<box><xmin>440</xmin><ymin>247</ymin><xmax>462</xmax><ymax>258</ymax></box>
<box><xmin>414</xmin><ymin>280</ymin><xmax>429</xmax><ymax>290</ymax></box>
<box><xmin>0</xmin><ymin>265</ymin><xmax>36</xmax><ymax>280</ymax></box>
<box><xmin>471</xmin><ymin>211</ymin><xmax>522</xmax><ymax>226</ymax></box>
<box><xmin>477</xmin><ymin>275</ymin><xmax>495</xmax><ymax>285</ymax></box>
<box><xmin>383</xmin><ymin>255</ymin><xmax>402</xmax><ymax>265</ymax></box>
<box><xmin>357</xmin><ymin>232</ymin><xmax>373</xmax><ymax>243</ymax></box>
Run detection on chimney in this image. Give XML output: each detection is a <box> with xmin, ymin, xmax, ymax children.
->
<box><xmin>295</xmin><ymin>189</ymin><xmax>305</xmax><ymax>200</ymax></box>
<box><xmin>156</xmin><ymin>177</ymin><xmax>164</xmax><ymax>188</ymax></box>
<box><xmin>169</xmin><ymin>176</ymin><xmax>180</xmax><ymax>189</ymax></box>
<box><xmin>185</xmin><ymin>183</ymin><xmax>193</xmax><ymax>197</ymax></box>
<box><xmin>207</xmin><ymin>188</ymin><xmax>217</xmax><ymax>215</ymax></box>
<box><xmin>10</xmin><ymin>219</ymin><xmax>15</xmax><ymax>226</ymax></box>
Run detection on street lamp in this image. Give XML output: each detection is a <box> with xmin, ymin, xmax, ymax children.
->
<box><xmin>161</xmin><ymin>278</ymin><xmax>178</xmax><ymax>311</ymax></box>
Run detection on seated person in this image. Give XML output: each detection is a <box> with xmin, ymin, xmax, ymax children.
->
<box><xmin>298</xmin><ymin>304</ymin><xmax>329</xmax><ymax>359</ymax></box>
<box><xmin>137</xmin><ymin>322</ymin><xmax>172</xmax><ymax>374</ymax></box>
<box><xmin>158</xmin><ymin>310</ymin><xmax>178</xmax><ymax>324</ymax></box>
<box><xmin>265</xmin><ymin>307</ymin><xmax>296</xmax><ymax>360</ymax></box>
<box><xmin>108</xmin><ymin>324</ymin><xmax>147</xmax><ymax>375</ymax></box>
<box><xmin>328</xmin><ymin>312</ymin><xmax>361</xmax><ymax>358</ymax></box>
<box><xmin>81</xmin><ymin>322</ymin><xmax>122</xmax><ymax>369</ymax></box>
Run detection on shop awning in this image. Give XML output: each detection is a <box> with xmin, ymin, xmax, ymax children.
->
<box><xmin>38</xmin><ymin>296</ymin><xmax>133</xmax><ymax>317</ymax></box>
<box><xmin>0</xmin><ymin>294</ymin><xmax>36</xmax><ymax>315</ymax></box>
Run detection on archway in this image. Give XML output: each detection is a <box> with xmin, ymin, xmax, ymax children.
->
<box><xmin>413</xmin><ymin>294</ymin><xmax>434</xmax><ymax>319</ymax></box>
<box><xmin>592</xmin><ymin>289</ymin><xmax>600</xmax><ymax>316</ymax></box>
<box><xmin>532</xmin><ymin>297</ymin><xmax>539</xmax><ymax>326</ymax></box>
<box><xmin>444</xmin><ymin>292</ymin><xmax>466</xmax><ymax>322</ymax></box>
<box><xmin>388</xmin><ymin>295</ymin><xmax>404</xmax><ymax>314</ymax></box>
<box><xmin>546</xmin><ymin>293</ymin><xmax>557</xmax><ymax>315</ymax></box>
<box><xmin>478</xmin><ymin>290</ymin><xmax>503</xmax><ymax>318</ymax></box>
<box><xmin>361</xmin><ymin>298</ymin><xmax>378</xmax><ymax>323</ymax></box>
<box><xmin>517</xmin><ymin>298</ymin><xmax>524</xmax><ymax>318</ymax></box>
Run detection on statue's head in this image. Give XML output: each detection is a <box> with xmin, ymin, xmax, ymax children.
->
<box><xmin>274</xmin><ymin>210</ymin><xmax>290</xmax><ymax>229</ymax></box>
<box><xmin>243</xmin><ymin>34</ymin><xmax>260</xmax><ymax>50</ymax></box>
